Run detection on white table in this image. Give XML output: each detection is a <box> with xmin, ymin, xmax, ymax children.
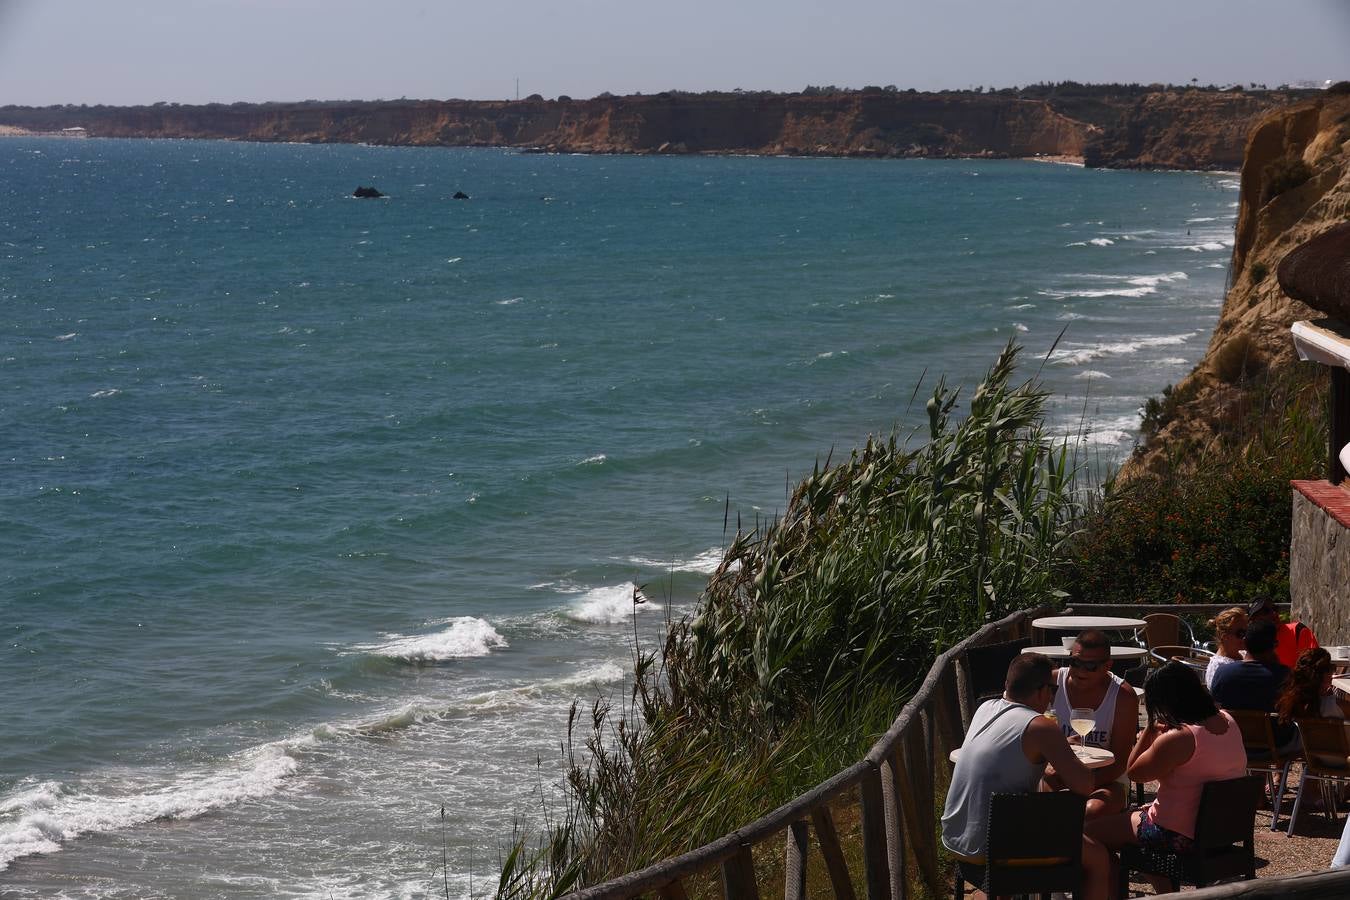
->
<box><xmin>1032</xmin><ymin>615</ymin><xmax>1147</xmax><ymax>631</ymax></box>
<box><xmin>949</xmin><ymin>743</ymin><xmax>1115</xmax><ymax>769</ymax></box>
<box><xmin>1333</xmin><ymin>676</ymin><xmax>1350</xmax><ymax>696</ymax></box>
<box><xmin>1025</xmin><ymin>644</ymin><xmax>1148</xmax><ymax>661</ymax></box>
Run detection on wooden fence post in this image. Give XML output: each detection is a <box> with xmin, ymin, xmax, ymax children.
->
<box><xmin>860</xmin><ymin>763</ymin><xmax>892</xmax><ymax>900</ymax></box>
<box><xmin>897</xmin><ymin>723</ymin><xmax>942</xmax><ymax>895</ymax></box>
<box><xmin>881</xmin><ymin>747</ymin><xmax>908</xmax><ymax>900</ymax></box>
<box><xmin>659</xmin><ymin>880</ymin><xmax>692</xmax><ymax>900</ymax></box>
<box><xmin>933</xmin><ymin>661</ymin><xmax>965</xmax><ymax>758</ymax></box>
<box><xmin>811</xmin><ymin>806</ymin><xmax>858</xmax><ymax>900</ymax></box>
<box><xmin>721</xmin><ymin>844</ymin><xmax>760</xmax><ymax>900</ymax></box>
<box><xmin>784</xmin><ymin>820</ymin><xmax>809</xmax><ymax>900</ymax></box>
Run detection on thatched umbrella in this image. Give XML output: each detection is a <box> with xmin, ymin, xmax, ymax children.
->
<box><xmin>1278</xmin><ymin>221</ymin><xmax>1350</xmax><ymax>321</ymax></box>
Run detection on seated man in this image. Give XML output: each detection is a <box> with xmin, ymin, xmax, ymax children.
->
<box><xmin>941</xmin><ymin>653</ymin><xmax>1109</xmax><ymax>900</ymax></box>
<box><xmin>1043</xmin><ymin>629</ymin><xmax>1140</xmax><ymax>817</ymax></box>
<box><xmin>1249</xmin><ymin>596</ymin><xmax>1319</xmax><ymax>668</ymax></box>
<box><xmin>1210</xmin><ymin>618</ymin><xmax>1297</xmax><ymax>749</ymax></box>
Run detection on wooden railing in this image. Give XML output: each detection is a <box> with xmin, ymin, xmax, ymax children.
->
<box><xmin>565</xmin><ymin>606</ymin><xmax>1044</xmax><ymax>900</ymax></box>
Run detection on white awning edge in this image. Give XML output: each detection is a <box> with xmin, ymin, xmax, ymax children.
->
<box><xmin>1292</xmin><ymin>319</ymin><xmax>1350</xmax><ymax>371</ymax></box>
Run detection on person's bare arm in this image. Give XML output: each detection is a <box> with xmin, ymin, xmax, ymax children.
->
<box><xmin>1127</xmin><ymin>725</ymin><xmax>1195</xmax><ymax>784</ymax></box>
<box><xmin>1098</xmin><ymin>685</ymin><xmax>1139</xmax><ymax>785</ymax></box>
<box><xmin>1025</xmin><ymin>714</ymin><xmax>1094</xmax><ymax>795</ymax></box>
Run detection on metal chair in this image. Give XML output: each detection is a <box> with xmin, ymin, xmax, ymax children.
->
<box><xmin>953</xmin><ymin>791</ymin><xmax>1086</xmax><ymax>900</ymax></box>
<box><xmin>964</xmin><ymin>637</ymin><xmax>1031</xmax><ymax>707</ymax></box>
<box><xmin>1143</xmin><ymin>612</ymin><xmax>1198</xmax><ymax>650</ymax></box>
<box><xmin>1287</xmin><ymin>717</ymin><xmax>1350</xmax><ymax>835</ymax></box>
<box><xmin>1229</xmin><ymin>709</ymin><xmax>1302</xmax><ymax>831</ymax></box>
<box><xmin>1147</xmin><ymin>644</ymin><xmax>1214</xmax><ymax>672</ymax></box>
<box><xmin>1117</xmin><ymin>775</ymin><xmax>1263</xmax><ymax>897</ymax></box>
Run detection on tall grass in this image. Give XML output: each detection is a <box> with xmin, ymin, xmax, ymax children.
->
<box><xmin>497</xmin><ymin>342</ymin><xmax>1084</xmax><ymax>898</ymax></box>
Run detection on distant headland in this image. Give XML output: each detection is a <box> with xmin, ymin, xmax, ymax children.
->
<box><xmin>0</xmin><ymin>82</ymin><xmax>1326</xmax><ymax>170</ymax></box>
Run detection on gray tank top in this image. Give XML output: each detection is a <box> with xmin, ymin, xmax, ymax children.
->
<box><xmin>1051</xmin><ymin>668</ymin><xmax>1124</xmax><ymax>748</ymax></box>
<box><xmin>940</xmin><ymin>697</ymin><xmax>1043</xmax><ymax>858</ymax></box>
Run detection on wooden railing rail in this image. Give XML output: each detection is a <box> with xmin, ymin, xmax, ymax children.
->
<box><xmin>565</xmin><ymin>607</ymin><xmax>1040</xmax><ymax>900</ymax></box>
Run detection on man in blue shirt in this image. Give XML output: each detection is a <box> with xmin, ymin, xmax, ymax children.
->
<box><xmin>1210</xmin><ymin>618</ymin><xmax>1294</xmax><ymax>747</ymax></box>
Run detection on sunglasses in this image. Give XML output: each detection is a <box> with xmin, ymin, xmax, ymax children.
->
<box><xmin>1068</xmin><ymin>657</ymin><xmax>1108</xmax><ymax>672</ymax></box>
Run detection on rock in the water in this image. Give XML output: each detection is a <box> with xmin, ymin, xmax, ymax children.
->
<box><xmin>353</xmin><ymin>186</ymin><xmax>384</xmax><ymax>198</ymax></box>
<box><xmin>1278</xmin><ymin>222</ymin><xmax>1350</xmax><ymax>321</ymax></box>
<box><xmin>452</xmin><ymin>191</ymin><xmax>470</xmax><ymax>200</ymax></box>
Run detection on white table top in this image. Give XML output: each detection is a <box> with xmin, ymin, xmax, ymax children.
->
<box><xmin>949</xmin><ymin>743</ymin><xmax>1115</xmax><ymax>769</ymax></box>
<box><xmin>1026</xmin><ymin>644</ymin><xmax>1149</xmax><ymax>660</ymax></box>
<box><xmin>1033</xmin><ymin>615</ymin><xmax>1147</xmax><ymax>630</ymax></box>
<box><xmin>1333</xmin><ymin>676</ymin><xmax>1350</xmax><ymax>696</ymax></box>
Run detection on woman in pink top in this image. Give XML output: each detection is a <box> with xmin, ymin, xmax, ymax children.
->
<box><xmin>1085</xmin><ymin>662</ymin><xmax>1248</xmax><ymax>891</ymax></box>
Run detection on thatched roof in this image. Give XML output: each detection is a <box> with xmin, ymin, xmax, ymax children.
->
<box><xmin>1278</xmin><ymin>221</ymin><xmax>1350</xmax><ymax>321</ymax></box>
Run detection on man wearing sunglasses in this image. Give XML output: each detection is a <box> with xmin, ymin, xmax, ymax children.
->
<box><xmin>1043</xmin><ymin>629</ymin><xmax>1139</xmax><ymax>819</ymax></box>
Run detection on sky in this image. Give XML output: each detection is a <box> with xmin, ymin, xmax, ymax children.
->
<box><xmin>0</xmin><ymin>0</ymin><xmax>1346</xmax><ymax>106</ymax></box>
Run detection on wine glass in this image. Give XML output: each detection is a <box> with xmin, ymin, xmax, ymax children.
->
<box><xmin>1070</xmin><ymin>708</ymin><xmax>1095</xmax><ymax>746</ymax></box>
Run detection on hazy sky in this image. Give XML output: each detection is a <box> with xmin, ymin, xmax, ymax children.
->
<box><xmin>1</xmin><ymin>0</ymin><xmax>1346</xmax><ymax>106</ymax></box>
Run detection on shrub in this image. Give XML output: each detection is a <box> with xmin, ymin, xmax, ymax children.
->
<box><xmin>1139</xmin><ymin>380</ymin><xmax>1197</xmax><ymax>437</ymax></box>
<box><xmin>1327</xmin><ymin>81</ymin><xmax>1350</xmax><ymax>95</ymax></box>
<box><xmin>1213</xmin><ymin>332</ymin><xmax>1263</xmax><ymax>384</ymax></box>
<box><xmin>1249</xmin><ymin>261</ymin><xmax>1268</xmax><ymax>283</ymax></box>
<box><xmin>1262</xmin><ymin>156</ymin><xmax>1313</xmax><ymax>203</ymax></box>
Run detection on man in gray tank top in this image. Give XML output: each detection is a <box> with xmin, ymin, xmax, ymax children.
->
<box><xmin>941</xmin><ymin>653</ymin><xmax>1110</xmax><ymax>900</ymax></box>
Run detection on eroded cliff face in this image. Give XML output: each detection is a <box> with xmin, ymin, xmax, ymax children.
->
<box><xmin>0</xmin><ymin>89</ymin><xmax>1309</xmax><ymax>168</ymax></box>
<box><xmin>1121</xmin><ymin>94</ymin><xmax>1350</xmax><ymax>479</ymax></box>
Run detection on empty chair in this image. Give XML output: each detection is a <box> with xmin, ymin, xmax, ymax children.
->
<box><xmin>1143</xmin><ymin>612</ymin><xmax>1198</xmax><ymax>650</ymax></box>
<box><xmin>954</xmin><ymin>791</ymin><xmax>1086</xmax><ymax>900</ymax></box>
<box><xmin>964</xmin><ymin>637</ymin><xmax>1031</xmax><ymax>707</ymax></box>
<box><xmin>1287</xmin><ymin>717</ymin><xmax>1350</xmax><ymax>835</ymax></box>
<box><xmin>1117</xmin><ymin>775</ymin><xmax>1263</xmax><ymax>896</ymax></box>
<box><xmin>1229</xmin><ymin>709</ymin><xmax>1302</xmax><ymax>831</ymax></box>
<box><xmin>1148</xmin><ymin>644</ymin><xmax>1214</xmax><ymax>672</ymax></box>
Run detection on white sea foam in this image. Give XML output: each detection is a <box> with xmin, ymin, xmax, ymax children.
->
<box><xmin>1218</xmin><ymin>179</ymin><xmax>1241</xmax><ymax>190</ymax></box>
<box><xmin>1073</xmin><ymin>370</ymin><xmax>1111</xmax><ymax>379</ymax></box>
<box><xmin>54</xmin><ymin>332</ymin><xmax>77</xmax><ymax>341</ymax></box>
<box><xmin>1088</xmin><ymin>238</ymin><xmax>1115</xmax><ymax>247</ymax></box>
<box><xmin>1186</xmin><ymin>217</ymin><xmax>1218</xmax><ymax>223</ymax></box>
<box><xmin>357</xmin><ymin>617</ymin><xmax>507</xmax><ymax>661</ymax></box>
<box><xmin>495</xmin><ymin>297</ymin><xmax>523</xmax><ymax>306</ymax></box>
<box><xmin>566</xmin><ymin>583</ymin><xmax>660</xmax><ymax>624</ymax></box>
<box><xmin>1041</xmin><ymin>271</ymin><xmax>1188</xmax><ymax>300</ymax></box>
<box><xmin>1175</xmin><ymin>241</ymin><xmax>1230</xmax><ymax>252</ymax></box>
<box><xmin>1206</xmin><ymin>263</ymin><xmax>1225</xmax><ymax>269</ymax></box>
<box><xmin>0</xmin><ymin>742</ymin><xmax>299</xmax><ymax>872</ymax></box>
<box><xmin>1008</xmin><ymin>303</ymin><xmax>1035</xmax><ymax>310</ymax></box>
<box><xmin>446</xmin><ymin>257</ymin><xmax>462</xmax><ymax>264</ymax></box>
<box><xmin>1013</xmin><ymin>323</ymin><xmax>1029</xmax><ymax>333</ymax></box>
<box><xmin>622</xmin><ymin>546</ymin><xmax>730</xmax><ymax>574</ymax></box>
<box><xmin>1051</xmin><ymin>332</ymin><xmax>1198</xmax><ymax>366</ymax></box>
<box><xmin>578</xmin><ymin>454</ymin><xmax>607</xmax><ymax>466</ymax></box>
<box><xmin>89</xmin><ymin>389</ymin><xmax>120</xmax><ymax>399</ymax></box>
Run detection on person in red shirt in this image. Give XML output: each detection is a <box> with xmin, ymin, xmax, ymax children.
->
<box><xmin>1249</xmin><ymin>597</ymin><xmax>1318</xmax><ymax>669</ymax></box>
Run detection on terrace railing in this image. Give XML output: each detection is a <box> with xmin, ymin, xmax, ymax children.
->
<box><xmin>562</xmin><ymin>601</ymin><xmax>1350</xmax><ymax>900</ymax></box>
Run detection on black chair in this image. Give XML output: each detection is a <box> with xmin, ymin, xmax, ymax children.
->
<box><xmin>953</xmin><ymin>791</ymin><xmax>1086</xmax><ymax>900</ymax></box>
<box><xmin>965</xmin><ymin>637</ymin><xmax>1032</xmax><ymax>707</ymax></box>
<box><xmin>1117</xmin><ymin>775</ymin><xmax>1263</xmax><ymax>897</ymax></box>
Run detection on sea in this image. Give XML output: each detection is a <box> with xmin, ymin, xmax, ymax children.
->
<box><xmin>0</xmin><ymin>138</ymin><xmax>1239</xmax><ymax>897</ymax></box>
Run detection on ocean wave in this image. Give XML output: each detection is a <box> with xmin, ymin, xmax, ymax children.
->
<box><xmin>1041</xmin><ymin>271</ymin><xmax>1188</xmax><ymax>300</ymax></box>
<box><xmin>565</xmin><ymin>583</ymin><xmax>661</xmax><ymax>624</ymax></box>
<box><xmin>0</xmin><ymin>742</ymin><xmax>299</xmax><ymax>873</ymax></box>
<box><xmin>494</xmin><ymin>297</ymin><xmax>523</xmax><ymax>306</ymax></box>
<box><xmin>1051</xmin><ymin>332</ymin><xmax>1198</xmax><ymax>366</ymax></box>
<box><xmin>1008</xmin><ymin>303</ymin><xmax>1036</xmax><ymax>310</ymax></box>
<box><xmin>89</xmin><ymin>389</ymin><xmax>120</xmax><ymax>399</ymax></box>
<box><xmin>577</xmin><ymin>454</ymin><xmax>607</xmax><ymax>466</ymax></box>
<box><xmin>1186</xmin><ymin>217</ymin><xmax>1218</xmax><ymax>223</ymax></box>
<box><xmin>1013</xmin><ymin>323</ymin><xmax>1029</xmax><ymax>333</ymax></box>
<box><xmin>355</xmin><ymin>617</ymin><xmax>508</xmax><ymax>661</ymax></box>
<box><xmin>622</xmin><ymin>546</ymin><xmax>729</xmax><ymax>574</ymax></box>
<box><xmin>1174</xmin><ymin>241</ymin><xmax>1230</xmax><ymax>252</ymax></box>
<box><xmin>1073</xmin><ymin>370</ymin><xmax>1111</xmax><ymax>379</ymax></box>
<box><xmin>54</xmin><ymin>332</ymin><xmax>77</xmax><ymax>341</ymax></box>
<box><xmin>1088</xmin><ymin>238</ymin><xmax>1115</xmax><ymax>247</ymax></box>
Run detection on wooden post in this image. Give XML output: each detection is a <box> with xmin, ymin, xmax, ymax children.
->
<box><xmin>811</xmin><ymin>806</ymin><xmax>858</xmax><ymax>900</ymax></box>
<box><xmin>897</xmin><ymin>724</ymin><xmax>942</xmax><ymax>895</ymax></box>
<box><xmin>954</xmin><ymin>652</ymin><xmax>973</xmax><ymax>730</ymax></box>
<box><xmin>933</xmin><ymin>662</ymin><xmax>965</xmax><ymax>757</ymax></box>
<box><xmin>784</xmin><ymin>820</ymin><xmax>809</xmax><ymax>900</ymax></box>
<box><xmin>721</xmin><ymin>844</ymin><xmax>760</xmax><ymax>900</ymax></box>
<box><xmin>860</xmin><ymin>763</ymin><xmax>892</xmax><ymax>900</ymax></box>
<box><xmin>1330</xmin><ymin>367</ymin><xmax>1349</xmax><ymax>485</ymax></box>
<box><xmin>881</xmin><ymin>748</ymin><xmax>908</xmax><ymax>900</ymax></box>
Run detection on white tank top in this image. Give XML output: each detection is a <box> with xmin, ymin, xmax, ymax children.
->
<box><xmin>1051</xmin><ymin>667</ymin><xmax>1124</xmax><ymax>748</ymax></box>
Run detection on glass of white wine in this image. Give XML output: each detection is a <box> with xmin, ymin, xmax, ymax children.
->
<box><xmin>1070</xmin><ymin>708</ymin><xmax>1095</xmax><ymax>746</ymax></box>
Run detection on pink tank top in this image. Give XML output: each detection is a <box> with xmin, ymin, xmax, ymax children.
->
<box><xmin>1146</xmin><ymin>711</ymin><xmax>1248</xmax><ymax>838</ymax></box>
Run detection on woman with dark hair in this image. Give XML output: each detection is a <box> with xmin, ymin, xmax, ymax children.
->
<box><xmin>1276</xmin><ymin>647</ymin><xmax>1345</xmax><ymax>723</ymax></box>
<box><xmin>1085</xmin><ymin>662</ymin><xmax>1247</xmax><ymax>891</ymax></box>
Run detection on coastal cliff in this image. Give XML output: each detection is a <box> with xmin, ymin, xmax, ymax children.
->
<box><xmin>0</xmin><ymin>87</ymin><xmax>1311</xmax><ymax>168</ymax></box>
<box><xmin>1122</xmin><ymin>91</ymin><xmax>1350</xmax><ymax>478</ymax></box>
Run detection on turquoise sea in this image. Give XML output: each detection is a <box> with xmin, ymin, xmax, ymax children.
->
<box><xmin>1</xmin><ymin>138</ymin><xmax>1238</xmax><ymax>897</ymax></box>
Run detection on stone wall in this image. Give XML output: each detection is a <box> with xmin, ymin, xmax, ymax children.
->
<box><xmin>1290</xmin><ymin>480</ymin><xmax>1350</xmax><ymax>643</ymax></box>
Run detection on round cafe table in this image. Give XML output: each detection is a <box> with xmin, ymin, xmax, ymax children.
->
<box><xmin>1024</xmin><ymin>644</ymin><xmax>1148</xmax><ymax>661</ymax></box>
<box><xmin>949</xmin><ymin>743</ymin><xmax>1115</xmax><ymax>768</ymax></box>
<box><xmin>1032</xmin><ymin>615</ymin><xmax>1147</xmax><ymax>631</ymax></box>
<box><xmin>1332</xmin><ymin>676</ymin><xmax>1350</xmax><ymax>697</ymax></box>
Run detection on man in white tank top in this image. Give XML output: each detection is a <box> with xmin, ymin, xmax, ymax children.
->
<box><xmin>1044</xmin><ymin>629</ymin><xmax>1140</xmax><ymax>818</ymax></box>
